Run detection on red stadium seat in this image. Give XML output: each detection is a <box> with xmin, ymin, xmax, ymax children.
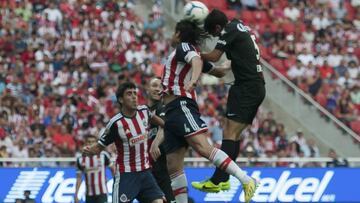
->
<box><xmin>283</xmin><ymin>56</ymin><xmax>296</xmax><ymax>69</ymax></box>
<box><xmin>259</xmin><ymin>44</ymin><xmax>272</xmax><ymax>60</ymax></box>
<box><xmin>350</xmin><ymin>120</ymin><xmax>360</xmax><ymax>135</ymax></box>
<box><xmin>253</xmin><ymin>11</ymin><xmax>271</xmax><ymax>24</ymax></box>
<box><xmin>200</xmin><ymin>0</ymin><xmax>228</xmax><ymax>10</ymax></box>
<box><xmin>354</xmin><ymin>48</ymin><xmax>360</xmax><ymax>61</ymax></box>
<box><xmin>315</xmin><ymin>93</ymin><xmax>327</xmax><ymax>107</ymax></box>
<box><xmin>224</xmin><ymin>9</ymin><xmax>238</xmax><ymax>20</ymax></box>
<box><xmin>320</xmin><ymin>83</ymin><xmax>332</xmax><ymax>95</ymax></box>
<box><xmin>269</xmin><ymin>58</ymin><xmax>284</xmax><ymax>70</ymax></box>
<box><xmin>282</xmin><ymin>22</ymin><xmax>296</xmax><ymax>34</ymax></box>
<box><xmin>240</xmin><ymin>10</ymin><xmax>254</xmax><ymax>24</ymax></box>
<box><xmin>259</xmin><ymin>0</ymin><xmax>270</xmax><ymax>7</ymax></box>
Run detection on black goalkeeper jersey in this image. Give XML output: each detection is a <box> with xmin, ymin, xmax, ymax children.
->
<box><xmin>215</xmin><ymin>19</ymin><xmax>265</xmax><ymax>84</ymax></box>
<box><xmin>148</xmin><ymin>102</ymin><xmax>165</xmax><ymax>140</ymax></box>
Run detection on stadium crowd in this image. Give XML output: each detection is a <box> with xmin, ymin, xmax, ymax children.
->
<box><xmin>0</xmin><ymin>0</ymin><xmax>342</xmax><ymax>168</ymax></box>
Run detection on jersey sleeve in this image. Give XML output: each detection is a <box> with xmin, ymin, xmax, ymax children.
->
<box><xmin>215</xmin><ymin>26</ymin><xmax>237</xmax><ymax>51</ymax></box>
<box><xmin>175</xmin><ymin>42</ymin><xmax>200</xmax><ymax>63</ymax></box>
<box><xmin>202</xmin><ymin>60</ymin><xmax>214</xmax><ymax>73</ymax></box>
<box><xmin>98</xmin><ymin>123</ymin><xmax>116</xmax><ymax>147</ymax></box>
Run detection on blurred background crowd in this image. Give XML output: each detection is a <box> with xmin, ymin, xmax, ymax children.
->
<box><xmin>0</xmin><ymin>0</ymin><xmax>355</xmax><ymax>168</ymax></box>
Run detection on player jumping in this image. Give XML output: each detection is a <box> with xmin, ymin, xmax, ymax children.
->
<box><xmin>191</xmin><ymin>9</ymin><xmax>265</xmax><ymax>202</ymax></box>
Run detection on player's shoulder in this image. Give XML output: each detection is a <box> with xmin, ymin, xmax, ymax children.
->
<box><xmin>137</xmin><ymin>105</ymin><xmax>151</xmax><ymax>114</ymax></box>
<box><xmin>225</xmin><ymin>19</ymin><xmax>249</xmax><ymax>33</ymax></box>
<box><xmin>176</xmin><ymin>42</ymin><xmax>196</xmax><ymax>52</ymax></box>
<box><xmin>107</xmin><ymin>112</ymin><xmax>123</xmax><ymax>127</ymax></box>
<box><xmin>225</xmin><ymin>19</ymin><xmax>239</xmax><ymax>31</ymax></box>
<box><xmin>137</xmin><ymin>105</ymin><xmax>149</xmax><ymax>110</ymax></box>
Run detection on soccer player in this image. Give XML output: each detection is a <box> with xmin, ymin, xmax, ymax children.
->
<box><xmin>152</xmin><ymin>19</ymin><xmax>257</xmax><ymax>203</ymax></box>
<box><xmin>146</xmin><ymin>77</ymin><xmax>175</xmax><ymax>202</ymax></box>
<box><xmin>75</xmin><ymin>135</ymin><xmax>112</xmax><ymax>203</ymax></box>
<box><xmin>83</xmin><ymin>82</ymin><xmax>165</xmax><ymax>203</ymax></box>
<box><xmin>191</xmin><ymin>9</ymin><xmax>265</xmax><ymax>198</ymax></box>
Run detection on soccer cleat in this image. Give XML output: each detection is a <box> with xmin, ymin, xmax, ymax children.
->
<box><xmin>243</xmin><ymin>178</ymin><xmax>260</xmax><ymax>203</ymax></box>
<box><xmin>191</xmin><ymin>179</ymin><xmax>230</xmax><ymax>193</ymax></box>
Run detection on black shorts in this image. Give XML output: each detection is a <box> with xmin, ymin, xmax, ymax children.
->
<box><xmin>152</xmin><ymin>147</ymin><xmax>175</xmax><ymax>202</ymax></box>
<box><xmin>112</xmin><ymin>170</ymin><xmax>164</xmax><ymax>203</ymax></box>
<box><xmin>86</xmin><ymin>194</ymin><xmax>107</xmax><ymax>203</ymax></box>
<box><xmin>163</xmin><ymin>97</ymin><xmax>208</xmax><ymax>154</ymax></box>
<box><xmin>226</xmin><ymin>81</ymin><xmax>265</xmax><ymax>124</ymax></box>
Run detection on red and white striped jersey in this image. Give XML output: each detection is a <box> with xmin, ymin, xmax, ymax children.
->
<box><xmin>98</xmin><ymin>105</ymin><xmax>153</xmax><ymax>173</ymax></box>
<box><xmin>161</xmin><ymin>42</ymin><xmax>201</xmax><ymax>101</ymax></box>
<box><xmin>76</xmin><ymin>151</ymin><xmax>110</xmax><ymax>196</ymax></box>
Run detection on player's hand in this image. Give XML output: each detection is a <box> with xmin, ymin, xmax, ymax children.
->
<box><xmin>185</xmin><ymin>80</ymin><xmax>197</xmax><ymax>92</ymax></box>
<box><xmin>74</xmin><ymin>197</ymin><xmax>79</xmax><ymax>203</ymax></box>
<box><xmin>150</xmin><ymin>143</ymin><xmax>161</xmax><ymax>161</ymax></box>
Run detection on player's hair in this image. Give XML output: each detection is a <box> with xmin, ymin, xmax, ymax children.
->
<box><xmin>116</xmin><ymin>82</ymin><xmax>137</xmax><ymax>99</ymax></box>
<box><xmin>175</xmin><ymin>20</ymin><xmax>207</xmax><ymax>46</ymax></box>
<box><xmin>84</xmin><ymin>134</ymin><xmax>97</xmax><ymax>140</ymax></box>
<box><xmin>204</xmin><ymin>9</ymin><xmax>228</xmax><ymax>34</ymax></box>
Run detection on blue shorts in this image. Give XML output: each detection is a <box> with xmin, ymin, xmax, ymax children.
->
<box><xmin>112</xmin><ymin>170</ymin><xmax>164</xmax><ymax>203</ymax></box>
<box><xmin>163</xmin><ymin>97</ymin><xmax>208</xmax><ymax>154</ymax></box>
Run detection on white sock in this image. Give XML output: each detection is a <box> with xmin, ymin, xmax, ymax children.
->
<box><xmin>209</xmin><ymin>148</ymin><xmax>251</xmax><ymax>184</ymax></box>
<box><xmin>170</xmin><ymin>171</ymin><xmax>188</xmax><ymax>203</ymax></box>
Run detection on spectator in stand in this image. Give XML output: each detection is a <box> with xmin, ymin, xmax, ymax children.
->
<box><xmin>287</xmin><ymin>60</ymin><xmax>306</xmax><ymax>85</ymax></box>
<box><xmin>348</xmin><ymin>61</ymin><xmax>359</xmax><ymax>80</ymax></box>
<box><xmin>326</xmin><ymin>149</ymin><xmax>349</xmax><ymax>167</ymax></box>
<box><xmin>297</xmin><ymin>49</ymin><xmax>315</xmax><ymax>66</ymax></box>
<box><xmin>274</xmin><ymin>123</ymin><xmax>289</xmax><ymax>151</ymax></box>
<box><xmin>302</xmin><ymin>138</ymin><xmax>320</xmax><ymax>158</ymax></box>
<box><xmin>284</xmin><ymin>2</ymin><xmax>300</xmax><ymax>22</ymax></box>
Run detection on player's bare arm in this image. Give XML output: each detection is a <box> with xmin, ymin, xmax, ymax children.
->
<box><xmin>150</xmin><ymin>127</ymin><xmax>164</xmax><ymax>161</ymax></box>
<box><xmin>74</xmin><ymin>172</ymin><xmax>82</xmax><ymax>203</ymax></box>
<box><xmin>185</xmin><ymin>56</ymin><xmax>203</xmax><ymax>92</ymax></box>
<box><xmin>201</xmin><ymin>49</ymin><xmax>223</xmax><ymax>62</ymax></box>
<box><xmin>150</xmin><ymin>115</ymin><xmax>164</xmax><ymax>128</ymax></box>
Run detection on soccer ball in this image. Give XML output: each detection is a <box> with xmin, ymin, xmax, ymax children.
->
<box><xmin>183</xmin><ymin>1</ymin><xmax>209</xmax><ymax>24</ymax></box>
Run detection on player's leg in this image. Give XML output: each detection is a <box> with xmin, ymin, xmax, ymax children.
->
<box><xmin>112</xmin><ymin>167</ymin><xmax>140</xmax><ymax>203</ymax></box>
<box><xmin>187</xmin><ymin>133</ymin><xmax>258</xmax><ymax>202</ymax></box>
<box><xmin>151</xmin><ymin>148</ymin><xmax>175</xmax><ymax>202</ymax></box>
<box><xmin>167</xmin><ymin>147</ymin><xmax>188</xmax><ymax>203</ymax></box>
<box><xmin>91</xmin><ymin>194</ymin><xmax>107</xmax><ymax>203</ymax></box>
<box><xmin>162</xmin><ymin>98</ymin><xmax>192</xmax><ymax>203</ymax></box>
<box><xmin>192</xmin><ymin>83</ymin><xmax>265</xmax><ymax>193</ymax></box>
<box><xmin>137</xmin><ymin>170</ymin><xmax>165</xmax><ymax>203</ymax></box>
<box><xmin>209</xmin><ymin>118</ymin><xmax>248</xmax><ymax>185</ymax></box>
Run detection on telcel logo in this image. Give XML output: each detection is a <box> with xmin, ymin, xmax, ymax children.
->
<box><xmin>206</xmin><ymin>170</ymin><xmax>335</xmax><ymax>202</ymax></box>
<box><xmin>41</xmin><ymin>171</ymin><xmax>113</xmax><ymax>203</ymax></box>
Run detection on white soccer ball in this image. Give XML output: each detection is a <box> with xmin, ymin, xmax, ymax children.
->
<box><xmin>183</xmin><ymin>1</ymin><xmax>209</xmax><ymax>24</ymax></box>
